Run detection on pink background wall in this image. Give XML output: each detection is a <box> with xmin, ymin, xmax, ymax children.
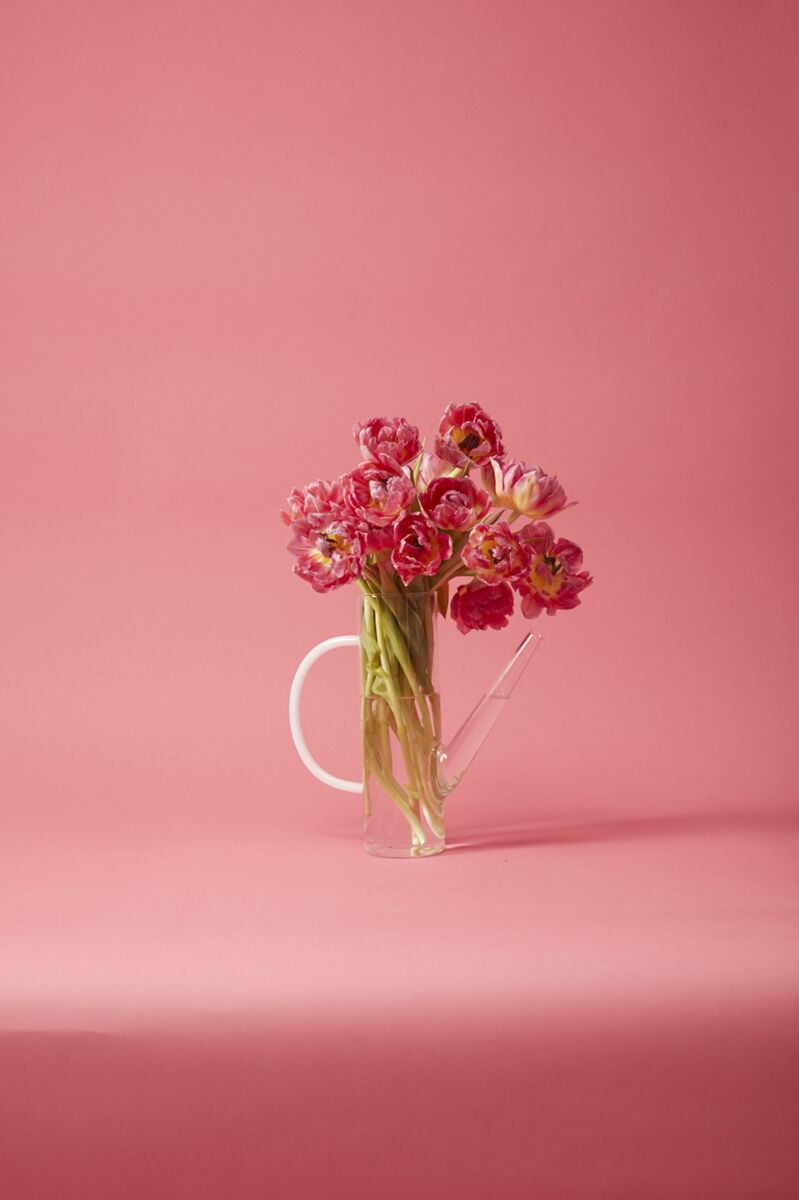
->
<box><xmin>3</xmin><ymin>5</ymin><xmax>799</xmax><ymax>1197</ymax></box>
<box><xmin>2</xmin><ymin>0</ymin><xmax>798</xmax><ymax>842</ymax></box>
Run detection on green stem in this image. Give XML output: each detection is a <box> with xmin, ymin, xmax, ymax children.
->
<box><xmin>361</xmin><ymin>591</ymin><xmax>443</xmax><ymax>849</ymax></box>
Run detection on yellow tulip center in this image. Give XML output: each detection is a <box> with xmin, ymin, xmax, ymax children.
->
<box><xmin>315</xmin><ymin>529</ymin><xmax>350</xmax><ymax>562</ymax></box>
<box><xmin>530</xmin><ymin>554</ymin><xmax>563</xmax><ymax>597</ymax></box>
<box><xmin>455</xmin><ymin>428</ymin><xmax>480</xmax><ymax>454</ymax></box>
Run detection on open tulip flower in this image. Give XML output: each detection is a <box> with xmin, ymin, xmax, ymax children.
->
<box><xmin>514</xmin><ymin>521</ymin><xmax>594</xmax><ymax>618</ymax></box>
<box><xmin>451</xmin><ymin>579</ymin><xmax>515</xmax><ymax>634</ymax></box>
<box><xmin>345</xmin><ymin>461</ymin><xmax>415</xmax><ymax>527</ymax></box>
<box><xmin>287</xmin><ymin>517</ymin><xmax>367</xmax><ymax>593</ymax></box>
<box><xmin>280</xmin><ymin>476</ymin><xmax>350</xmax><ymax>534</ymax></box>
<box><xmin>354</xmin><ymin>415</ymin><xmax>422</xmax><ymax>470</ymax></box>
<box><xmin>482</xmin><ymin>454</ymin><xmax>569</xmax><ymax>520</ymax></box>
<box><xmin>391</xmin><ymin>514</ymin><xmax>452</xmax><ymax>584</ymax></box>
<box><xmin>419</xmin><ymin>475</ymin><xmax>491</xmax><ymax>531</ymax></box>
<box><xmin>435</xmin><ymin>402</ymin><xmax>504</xmax><ymax>467</ymax></box>
<box><xmin>462</xmin><ymin>520</ymin><xmax>530</xmax><ymax>583</ymax></box>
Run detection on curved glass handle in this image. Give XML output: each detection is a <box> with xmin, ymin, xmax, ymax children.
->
<box><xmin>288</xmin><ymin>636</ymin><xmax>362</xmax><ymax>794</ymax></box>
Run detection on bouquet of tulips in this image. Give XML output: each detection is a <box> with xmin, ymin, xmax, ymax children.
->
<box><xmin>282</xmin><ymin>404</ymin><xmax>592</xmax><ymax>850</ymax></box>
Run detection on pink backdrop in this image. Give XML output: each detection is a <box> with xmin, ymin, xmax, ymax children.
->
<box><xmin>2</xmin><ymin>2</ymin><xmax>798</xmax><ymax>1197</ymax></box>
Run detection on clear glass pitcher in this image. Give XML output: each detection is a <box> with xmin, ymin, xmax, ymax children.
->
<box><xmin>289</xmin><ymin>590</ymin><xmax>541</xmax><ymax>858</ymax></box>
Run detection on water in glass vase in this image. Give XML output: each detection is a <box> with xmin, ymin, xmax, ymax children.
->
<box><xmin>360</xmin><ymin>590</ymin><xmax>445</xmax><ymax>858</ymax></box>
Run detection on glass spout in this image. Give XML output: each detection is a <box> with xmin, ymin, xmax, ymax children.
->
<box><xmin>435</xmin><ymin>632</ymin><xmax>542</xmax><ymax>796</ymax></box>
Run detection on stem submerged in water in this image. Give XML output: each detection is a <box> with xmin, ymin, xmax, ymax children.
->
<box><xmin>359</xmin><ymin>588</ymin><xmax>444</xmax><ymax>856</ymax></box>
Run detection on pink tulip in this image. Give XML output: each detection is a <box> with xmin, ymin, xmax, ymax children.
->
<box><xmin>462</xmin><ymin>520</ymin><xmax>531</xmax><ymax>583</ymax></box>
<box><xmin>287</xmin><ymin>520</ymin><xmax>366</xmax><ymax>592</ymax></box>
<box><xmin>482</xmin><ymin>455</ymin><xmax>569</xmax><ymax>519</ymax></box>
<box><xmin>354</xmin><ymin>416</ymin><xmax>422</xmax><ymax>470</ymax></box>
<box><xmin>451</xmin><ymin>579</ymin><xmax>514</xmax><ymax>634</ymax></box>
<box><xmin>514</xmin><ymin>522</ymin><xmax>593</xmax><ymax>617</ymax></box>
<box><xmin>419</xmin><ymin>476</ymin><xmax>491</xmax><ymax>531</ymax></box>
<box><xmin>280</xmin><ymin>477</ymin><xmax>349</xmax><ymax>534</ymax></box>
<box><xmin>391</xmin><ymin>515</ymin><xmax>452</xmax><ymax>584</ymax></box>
<box><xmin>344</xmin><ymin>462</ymin><xmax>415</xmax><ymax>527</ymax></box>
<box><xmin>435</xmin><ymin>402</ymin><xmax>504</xmax><ymax>467</ymax></box>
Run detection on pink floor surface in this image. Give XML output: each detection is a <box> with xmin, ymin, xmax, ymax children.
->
<box><xmin>3</xmin><ymin>814</ymin><xmax>798</xmax><ymax>1199</ymax></box>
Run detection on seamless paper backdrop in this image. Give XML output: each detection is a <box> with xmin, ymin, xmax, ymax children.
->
<box><xmin>2</xmin><ymin>4</ymin><xmax>799</xmax><ymax>1198</ymax></box>
<box><xmin>1</xmin><ymin>1</ymin><xmax>798</xmax><ymax>839</ymax></box>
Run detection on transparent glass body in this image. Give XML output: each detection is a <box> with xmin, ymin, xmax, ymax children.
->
<box><xmin>360</xmin><ymin>590</ymin><xmax>444</xmax><ymax>858</ymax></box>
<box><xmin>359</xmin><ymin>588</ymin><xmax>542</xmax><ymax>858</ymax></box>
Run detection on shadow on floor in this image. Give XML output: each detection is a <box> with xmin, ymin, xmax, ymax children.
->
<box><xmin>318</xmin><ymin>805</ymin><xmax>799</xmax><ymax>853</ymax></box>
<box><xmin>443</xmin><ymin>807</ymin><xmax>799</xmax><ymax>853</ymax></box>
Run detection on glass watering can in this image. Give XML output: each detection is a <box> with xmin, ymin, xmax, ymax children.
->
<box><xmin>289</xmin><ymin>588</ymin><xmax>541</xmax><ymax>857</ymax></box>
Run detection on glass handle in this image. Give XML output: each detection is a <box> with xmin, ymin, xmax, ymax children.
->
<box><xmin>288</xmin><ymin>636</ymin><xmax>362</xmax><ymax>794</ymax></box>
